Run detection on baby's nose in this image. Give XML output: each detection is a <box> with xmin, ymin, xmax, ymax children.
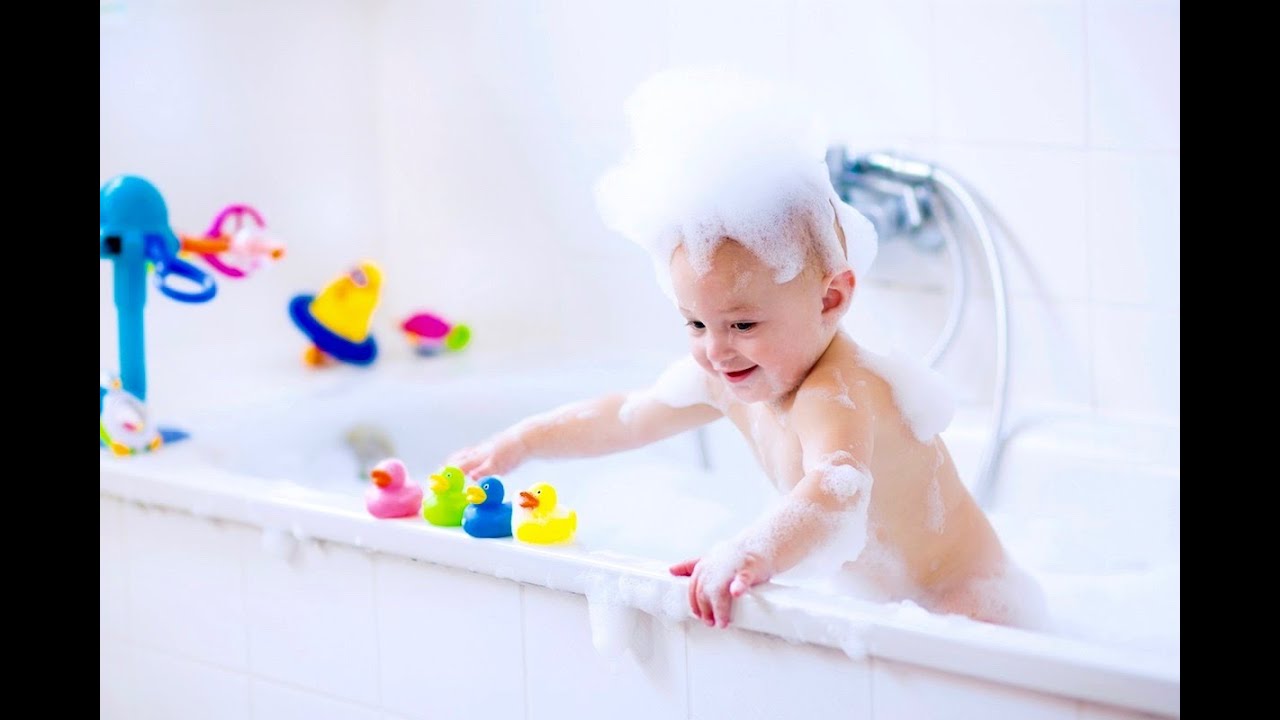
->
<box><xmin>704</xmin><ymin>333</ymin><xmax>737</xmax><ymax>363</ymax></box>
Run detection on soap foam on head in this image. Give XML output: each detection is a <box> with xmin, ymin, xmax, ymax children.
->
<box><xmin>594</xmin><ymin>67</ymin><xmax>877</xmax><ymax>300</ymax></box>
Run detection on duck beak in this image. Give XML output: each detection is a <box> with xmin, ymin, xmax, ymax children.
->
<box><xmin>371</xmin><ymin>469</ymin><xmax>392</xmax><ymax>488</ymax></box>
<box><xmin>518</xmin><ymin>491</ymin><xmax>539</xmax><ymax>509</ymax></box>
<box><xmin>465</xmin><ymin>486</ymin><xmax>486</xmax><ymax>504</ymax></box>
<box><xmin>429</xmin><ymin>474</ymin><xmax>448</xmax><ymax>493</ymax></box>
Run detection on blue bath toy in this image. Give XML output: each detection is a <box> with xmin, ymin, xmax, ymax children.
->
<box><xmin>462</xmin><ymin>476</ymin><xmax>513</xmax><ymax>538</ymax></box>
<box><xmin>101</xmin><ymin>175</ymin><xmax>217</xmax><ymax>403</ymax></box>
<box><xmin>100</xmin><ymin>175</ymin><xmax>274</xmax><ymax>452</ymax></box>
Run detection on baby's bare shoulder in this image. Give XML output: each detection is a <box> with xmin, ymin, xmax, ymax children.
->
<box><xmin>796</xmin><ymin>345</ymin><xmax>889</xmax><ymax>409</ymax></box>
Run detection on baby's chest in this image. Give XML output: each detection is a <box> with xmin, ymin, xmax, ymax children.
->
<box><xmin>727</xmin><ymin>406</ymin><xmax>805</xmax><ymax>492</ymax></box>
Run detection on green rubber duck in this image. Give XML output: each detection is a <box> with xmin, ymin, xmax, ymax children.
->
<box><xmin>423</xmin><ymin>465</ymin><xmax>469</xmax><ymax>527</ymax></box>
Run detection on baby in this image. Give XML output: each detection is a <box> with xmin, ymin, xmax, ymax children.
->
<box><xmin>447</xmin><ymin>69</ymin><xmax>1044</xmax><ymax>630</ymax></box>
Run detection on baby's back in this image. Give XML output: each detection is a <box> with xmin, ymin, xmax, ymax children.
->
<box><xmin>718</xmin><ymin>335</ymin><xmax>1021</xmax><ymax>624</ymax></box>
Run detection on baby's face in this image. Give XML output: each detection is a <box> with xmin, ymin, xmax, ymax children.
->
<box><xmin>670</xmin><ymin>240</ymin><xmax>831</xmax><ymax>403</ymax></box>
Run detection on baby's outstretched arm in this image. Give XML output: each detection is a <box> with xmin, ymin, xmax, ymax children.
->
<box><xmin>672</xmin><ymin>384</ymin><xmax>874</xmax><ymax>627</ymax></box>
<box><xmin>447</xmin><ymin>359</ymin><xmax>722</xmax><ymax>478</ymax></box>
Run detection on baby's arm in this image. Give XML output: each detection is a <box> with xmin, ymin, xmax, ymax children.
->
<box><xmin>447</xmin><ymin>359</ymin><xmax>722</xmax><ymax>478</ymax></box>
<box><xmin>673</xmin><ymin>383</ymin><xmax>874</xmax><ymax>627</ymax></box>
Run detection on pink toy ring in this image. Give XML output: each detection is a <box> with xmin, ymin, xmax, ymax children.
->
<box><xmin>200</xmin><ymin>204</ymin><xmax>267</xmax><ymax>278</ymax></box>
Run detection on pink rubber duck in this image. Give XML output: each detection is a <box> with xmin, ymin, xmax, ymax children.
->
<box><xmin>366</xmin><ymin>458</ymin><xmax>424</xmax><ymax>519</ymax></box>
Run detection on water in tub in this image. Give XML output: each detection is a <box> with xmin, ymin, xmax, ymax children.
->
<box><xmin>180</xmin><ymin>362</ymin><xmax>1177</xmax><ymax>663</ymax></box>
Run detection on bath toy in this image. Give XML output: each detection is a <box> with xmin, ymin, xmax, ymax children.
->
<box><xmin>462</xmin><ymin>476</ymin><xmax>513</xmax><ymax>538</ymax></box>
<box><xmin>514</xmin><ymin>482</ymin><xmax>577</xmax><ymax>545</ymax></box>
<box><xmin>178</xmin><ymin>204</ymin><xmax>285</xmax><ymax>279</ymax></box>
<box><xmin>101</xmin><ymin>175</ymin><xmax>218</xmax><ymax>403</ymax></box>
<box><xmin>288</xmin><ymin>261</ymin><xmax>383</xmax><ymax>367</ymax></box>
<box><xmin>366</xmin><ymin>458</ymin><xmax>424</xmax><ymax>519</ymax></box>
<box><xmin>99</xmin><ymin>373</ymin><xmax>163</xmax><ymax>456</ymax></box>
<box><xmin>102</xmin><ymin>175</ymin><xmax>270</xmax><ymax>449</ymax></box>
<box><xmin>400</xmin><ymin>311</ymin><xmax>471</xmax><ymax>356</ymax></box>
<box><xmin>423</xmin><ymin>466</ymin><xmax>469</xmax><ymax>527</ymax></box>
<box><xmin>99</xmin><ymin>371</ymin><xmax>188</xmax><ymax>455</ymax></box>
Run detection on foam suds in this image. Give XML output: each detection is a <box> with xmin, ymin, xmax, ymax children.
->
<box><xmin>583</xmin><ymin>572</ymin><xmax>688</xmax><ymax>660</ymax></box>
<box><xmin>594</xmin><ymin>67</ymin><xmax>877</xmax><ymax>302</ymax></box>
<box><xmin>619</xmin><ymin>355</ymin><xmax>712</xmax><ymax>424</ymax></box>
<box><xmin>856</xmin><ymin>346</ymin><xmax>955</xmax><ymax>441</ymax></box>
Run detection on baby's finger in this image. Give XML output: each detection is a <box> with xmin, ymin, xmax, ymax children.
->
<box><xmin>688</xmin><ymin>572</ymin><xmax>701</xmax><ymax>620</ymax></box>
<box><xmin>711</xmin><ymin>588</ymin><xmax>733</xmax><ymax>628</ymax></box>
<box><xmin>669</xmin><ymin>559</ymin><xmax>698</xmax><ymax>577</ymax></box>
<box><xmin>695</xmin><ymin>582</ymin><xmax>714</xmax><ymax>627</ymax></box>
<box><xmin>729</xmin><ymin>571</ymin><xmax>755</xmax><ymax>598</ymax></box>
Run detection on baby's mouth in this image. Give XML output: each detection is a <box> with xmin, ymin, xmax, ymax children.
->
<box><xmin>724</xmin><ymin>366</ymin><xmax>757</xmax><ymax>383</ymax></box>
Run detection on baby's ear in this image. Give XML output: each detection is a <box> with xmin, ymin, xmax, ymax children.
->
<box><xmin>822</xmin><ymin>269</ymin><xmax>855</xmax><ymax>316</ymax></box>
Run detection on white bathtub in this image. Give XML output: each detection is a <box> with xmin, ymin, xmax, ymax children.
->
<box><xmin>100</xmin><ymin>356</ymin><xmax>1180</xmax><ymax>719</ymax></box>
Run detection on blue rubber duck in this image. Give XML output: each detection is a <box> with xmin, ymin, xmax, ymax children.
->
<box><xmin>462</xmin><ymin>476</ymin><xmax>513</xmax><ymax>539</ymax></box>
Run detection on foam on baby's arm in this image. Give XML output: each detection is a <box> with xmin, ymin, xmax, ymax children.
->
<box><xmin>696</xmin><ymin>452</ymin><xmax>874</xmax><ymax>596</ymax></box>
<box><xmin>518</xmin><ymin>356</ymin><xmax>722</xmax><ymax>460</ymax></box>
<box><xmin>618</xmin><ymin>355</ymin><xmax>718</xmax><ymax>422</ymax></box>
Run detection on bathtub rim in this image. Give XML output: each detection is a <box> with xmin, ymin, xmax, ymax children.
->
<box><xmin>100</xmin><ymin>451</ymin><xmax>1179</xmax><ymax>719</ymax></box>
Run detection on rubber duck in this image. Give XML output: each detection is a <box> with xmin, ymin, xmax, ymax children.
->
<box><xmin>514</xmin><ymin>482</ymin><xmax>577</xmax><ymax>545</ymax></box>
<box><xmin>99</xmin><ymin>374</ymin><xmax>163</xmax><ymax>456</ymax></box>
<box><xmin>462</xmin><ymin>476</ymin><xmax>513</xmax><ymax>538</ymax></box>
<box><xmin>423</xmin><ymin>465</ymin><xmax>469</xmax><ymax>527</ymax></box>
<box><xmin>288</xmin><ymin>260</ymin><xmax>383</xmax><ymax>367</ymax></box>
<box><xmin>400</xmin><ymin>311</ymin><xmax>471</xmax><ymax>356</ymax></box>
<box><xmin>366</xmin><ymin>458</ymin><xmax>424</xmax><ymax>519</ymax></box>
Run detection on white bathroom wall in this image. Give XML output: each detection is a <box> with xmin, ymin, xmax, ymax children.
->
<box><xmin>99</xmin><ymin>0</ymin><xmax>387</xmax><ymax>410</ymax></box>
<box><xmin>100</xmin><ymin>0</ymin><xmax>1179</xmax><ymax>424</ymax></box>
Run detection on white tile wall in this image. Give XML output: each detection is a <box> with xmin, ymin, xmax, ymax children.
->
<box><xmin>1008</xmin><ymin>299</ymin><xmax>1094</xmax><ymax>412</ymax></box>
<box><xmin>934</xmin><ymin>1</ymin><xmax>1087</xmax><ymax>146</ymax></box>
<box><xmin>101</xmin><ymin>1</ymin><xmax>1180</xmax><ymax>442</ymax></box>
<box><xmin>101</xmin><ymin>637</ymin><xmax>134</xmax><ymax>720</ymax></box>
<box><xmin>686</xmin><ymin>624</ymin><xmax>872</xmax><ymax>719</ymax></box>
<box><xmin>1088</xmin><ymin>151</ymin><xmax>1180</xmax><ymax>310</ymax></box>
<box><xmin>251</xmin><ymin>678</ymin><xmax>382</xmax><ymax>720</ymax></box>
<box><xmin>101</xmin><ymin>497</ymin><xmax>129</xmax><ymax>642</ymax></box>
<box><xmin>793</xmin><ymin>0</ymin><xmax>934</xmax><ymax>146</ymax></box>
<box><xmin>872</xmin><ymin>657</ymin><xmax>1077</xmax><ymax>720</ymax></box>
<box><xmin>1091</xmin><ymin>305</ymin><xmax>1179</xmax><ymax>418</ymax></box>
<box><xmin>123</xmin><ymin>504</ymin><xmax>253</xmax><ymax>670</ymax></box>
<box><xmin>1085</xmin><ymin>1</ymin><xmax>1181</xmax><ymax>151</ymax></box>
<box><xmin>932</xmin><ymin>144</ymin><xmax>1090</xmax><ymax>302</ymax></box>
<box><xmin>244</xmin><ymin>537</ymin><xmax>381</xmax><ymax>706</ymax></box>
<box><xmin>129</xmin><ymin>647</ymin><xmax>253</xmax><ymax>720</ymax></box>
<box><xmin>374</xmin><ymin>556</ymin><xmax>525</xmax><ymax>720</ymax></box>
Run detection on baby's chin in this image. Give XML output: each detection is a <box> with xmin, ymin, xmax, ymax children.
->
<box><xmin>723</xmin><ymin>371</ymin><xmax>793</xmax><ymax>404</ymax></box>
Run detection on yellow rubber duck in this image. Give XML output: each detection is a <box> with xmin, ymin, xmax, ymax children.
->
<box><xmin>514</xmin><ymin>482</ymin><xmax>577</xmax><ymax>545</ymax></box>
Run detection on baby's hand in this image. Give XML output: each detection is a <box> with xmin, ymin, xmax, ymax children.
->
<box><xmin>669</xmin><ymin>546</ymin><xmax>773</xmax><ymax>628</ymax></box>
<box><xmin>445</xmin><ymin>430</ymin><xmax>528</xmax><ymax>479</ymax></box>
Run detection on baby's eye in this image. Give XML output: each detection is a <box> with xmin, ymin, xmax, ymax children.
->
<box><xmin>731</xmin><ymin>322</ymin><xmax>756</xmax><ymax>332</ymax></box>
<box><xmin>686</xmin><ymin>320</ymin><xmax>705</xmax><ymax>330</ymax></box>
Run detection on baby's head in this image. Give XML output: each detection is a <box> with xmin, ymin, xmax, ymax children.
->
<box><xmin>596</xmin><ymin>67</ymin><xmax>878</xmax><ymax>402</ymax></box>
<box><xmin>668</xmin><ymin>206</ymin><xmax>858</xmax><ymax>402</ymax></box>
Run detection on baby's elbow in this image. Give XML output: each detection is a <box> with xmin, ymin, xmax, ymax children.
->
<box><xmin>806</xmin><ymin>457</ymin><xmax>873</xmax><ymax>513</ymax></box>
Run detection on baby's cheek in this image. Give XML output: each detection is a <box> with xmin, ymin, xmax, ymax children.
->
<box><xmin>689</xmin><ymin>348</ymin><xmax>714</xmax><ymax>375</ymax></box>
